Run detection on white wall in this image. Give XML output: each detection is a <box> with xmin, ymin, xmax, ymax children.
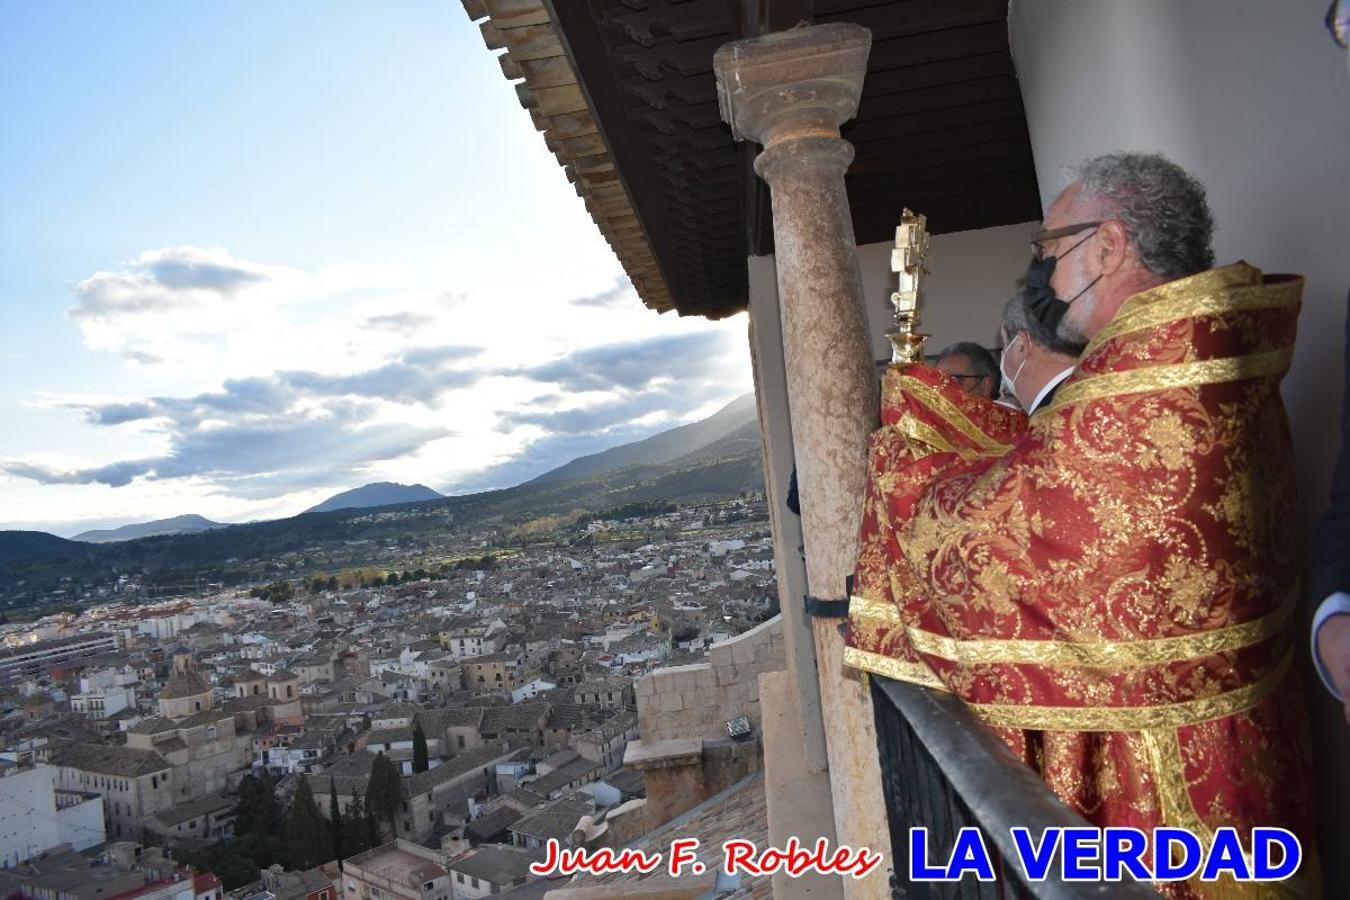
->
<box><xmin>857</xmin><ymin>222</ymin><xmax>1039</xmax><ymax>362</ymax></box>
<box><xmin>57</xmin><ymin>792</ymin><xmax>106</xmax><ymax>851</ymax></box>
<box><xmin>1010</xmin><ymin>0</ymin><xmax>1350</xmax><ymax>878</ymax></box>
<box><xmin>0</xmin><ymin>766</ymin><xmax>64</xmax><ymax>866</ymax></box>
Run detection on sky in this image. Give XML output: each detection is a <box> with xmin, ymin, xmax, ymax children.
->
<box><xmin>0</xmin><ymin>2</ymin><xmax>753</xmax><ymax>537</ymax></box>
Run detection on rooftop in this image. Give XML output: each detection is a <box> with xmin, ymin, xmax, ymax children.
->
<box><xmin>346</xmin><ymin>842</ymin><xmax>446</xmax><ymax>884</ymax></box>
<box><xmin>51</xmin><ymin>743</ymin><xmax>171</xmax><ymax>777</ymax></box>
<box><xmin>448</xmin><ymin>845</ymin><xmax>544</xmax><ymax>885</ymax></box>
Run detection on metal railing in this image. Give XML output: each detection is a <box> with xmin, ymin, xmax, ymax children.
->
<box><xmin>871</xmin><ymin>676</ymin><xmax>1158</xmax><ymax>899</ymax></box>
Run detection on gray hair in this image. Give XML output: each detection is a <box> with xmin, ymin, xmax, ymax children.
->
<box><xmin>1003</xmin><ymin>293</ymin><xmax>1085</xmax><ymax>357</ymax></box>
<box><xmin>1074</xmin><ymin>153</ymin><xmax>1215</xmax><ymax>279</ymax></box>
<box><xmin>936</xmin><ymin>341</ymin><xmax>999</xmax><ymax>381</ymax></box>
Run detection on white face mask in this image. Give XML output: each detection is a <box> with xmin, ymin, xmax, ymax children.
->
<box><xmin>999</xmin><ymin>334</ymin><xmax>1029</xmax><ymax>409</ymax></box>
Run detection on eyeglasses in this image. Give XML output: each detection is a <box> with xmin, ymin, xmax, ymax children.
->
<box><xmin>1030</xmin><ymin>220</ymin><xmax>1104</xmax><ymax>262</ymax></box>
<box><xmin>1329</xmin><ymin>0</ymin><xmax>1349</xmax><ymax>47</ymax></box>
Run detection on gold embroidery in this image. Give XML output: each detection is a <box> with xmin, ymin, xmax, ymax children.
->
<box><xmin>968</xmin><ymin>648</ymin><xmax>1291</xmax><ymax>731</ymax></box>
<box><xmin>895</xmin><ymin>378</ymin><xmax>1012</xmax><ymax>453</ymax></box>
<box><xmin>894</xmin><ymin>413</ymin><xmax>965</xmax><ymax>459</ymax></box>
<box><xmin>850</xmin><ymin>593</ymin><xmax>902</xmax><ymax>623</ymax></box>
<box><xmin>842</xmin><ymin>645</ymin><xmax>948</xmax><ymax>691</ymax></box>
<box><xmin>1046</xmin><ymin>348</ymin><xmax>1294</xmax><ymax>413</ymax></box>
<box><xmin>1091</xmin><ymin>275</ymin><xmax>1301</xmax><ymax>349</ymax></box>
<box><xmin>1141</xmin><ymin>727</ymin><xmax>1210</xmax><ymax>837</ymax></box>
<box><xmin>854</xmin><ymin>594</ymin><xmax>1293</xmax><ymax>668</ymax></box>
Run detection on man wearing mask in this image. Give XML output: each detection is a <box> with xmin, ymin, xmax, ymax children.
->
<box><xmin>847</xmin><ymin>152</ymin><xmax>1316</xmax><ymax>896</ymax></box>
<box><xmin>996</xmin><ymin>292</ymin><xmax>1082</xmax><ymax>414</ymax></box>
<box><xmin>934</xmin><ymin>342</ymin><xmax>999</xmax><ymax>400</ymax></box>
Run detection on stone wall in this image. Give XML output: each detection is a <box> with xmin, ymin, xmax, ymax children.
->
<box><xmin>634</xmin><ymin>615</ymin><xmax>785</xmax><ymax>743</ymax></box>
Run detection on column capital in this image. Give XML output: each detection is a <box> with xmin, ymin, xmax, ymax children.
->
<box><xmin>714</xmin><ymin>22</ymin><xmax>871</xmax><ymax>149</ymax></box>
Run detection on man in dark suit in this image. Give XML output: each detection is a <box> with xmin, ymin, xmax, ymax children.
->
<box><xmin>997</xmin><ymin>293</ymin><xmax>1082</xmax><ymax>414</ymax></box>
<box><xmin>1312</xmin><ymin>293</ymin><xmax>1350</xmax><ymax>723</ymax></box>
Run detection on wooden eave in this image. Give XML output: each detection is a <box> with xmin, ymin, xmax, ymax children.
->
<box><xmin>464</xmin><ymin>0</ymin><xmax>1041</xmax><ymax>321</ymax></box>
<box><xmin>462</xmin><ymin>0</ymin><xmax>677</xmax><ymax>315</ymax></box>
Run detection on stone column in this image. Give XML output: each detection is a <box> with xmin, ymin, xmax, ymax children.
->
<box><xmin>716</xmin><ymin>23</ymin><xmax>891</xmax><ymax>898</ymax></box>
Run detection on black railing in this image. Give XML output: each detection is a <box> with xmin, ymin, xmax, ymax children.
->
<box><xmin>871</xmin><ymin>676</ymin><xmax>1157</xmax><ymax>900</ymax></box>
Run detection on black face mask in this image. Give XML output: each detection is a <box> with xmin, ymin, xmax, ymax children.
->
<box><xmin>1020</xmin><ymin>255</ymin><xmax>1069</xmax><ymax>333</ymax></box>
<box><xmin>1017</xmin><ymin>231</ymin><xmax>1100</xmax><ymax>339</ymax></box>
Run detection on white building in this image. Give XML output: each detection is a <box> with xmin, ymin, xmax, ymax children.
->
<box><xmin>0</xmin><ymin>763</ymin><xmax>106</xmax><ymax>866</ymax></box>
<box><xmin>510</xmin><ymin>678</ymin><xmax>556</xmax><ymax>704</ymax></box>
<box><xmin>71</xmin><ymin>685</ymin><xmax>137</xmax><ymax>718</ymax></box>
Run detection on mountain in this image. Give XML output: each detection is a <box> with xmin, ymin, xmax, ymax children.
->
<box><xmin>530</xmin><ymin>393</ymin><xmax>757</xmax><ymax>485</ymax></box>
<box><xmin>306</xmin><ymin>482</ymin><xmax>444</xmax><ymax>514</ymax></box>
<box><xmin>0</xmin><ymin>402</ymin><xmax>766</xmax><ymax>606</ymax></box>
<box><xmin>73</xmin><ymin>514</ymin><xmax>225</xmax><ymax>544</ymax></box>
<box><xmin>0</xmin><ymin>531</ymin><xmax>92</xmax><ymax>566</ymax></box>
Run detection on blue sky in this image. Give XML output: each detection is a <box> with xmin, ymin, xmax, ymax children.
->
<box><xmin>0</xmin><ymin>2</ymin><xmax>751</xmax><ymax>535</ymax></box>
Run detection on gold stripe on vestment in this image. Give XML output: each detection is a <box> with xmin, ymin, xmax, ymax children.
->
<box><xmin>1090</xmin><ymin>280</ymin><xmax>1302</xmax><ymax>350</ymax></box>
<box><xmin>841</xmin><ymin>645</ymin><xmax>948</xmax><ymax>691</ymax></box>
<box><xmin>1044</xmin><ymin>348</ymin><xmax>1294</xmax><ymax>413</ymax></box>
<box><xmin>889</xmin><ymin>377</ymin><xmax>1012</xmax><ymax>454</ymax></box>
<box><xmin>850</xmin><ymin>593</ymin><xmax>1292</xmax><ymax>668</ymax></box>
<box><xmin>967</xmin><ymin>647</ymin><xmax>1291</xmax><ymax>731</ymax></box>
<box><xmin>1141</xmin><ymin>727</ymin><xmax>1310</xmax><ymax>899</ymax></box>
<box><xmin>902</xmin><ymin>597</ymin><xmax>1294</xmax><ymax>668</ymax></box>
<box><xmin>893</xmin><ymin>413</ymin><xmax>962</xmax><ymax>459</ymax></box>
<box><xmin>850</xmin><ymin>593</ymin><xmax>902</xmax><ymax>623</ymax></box>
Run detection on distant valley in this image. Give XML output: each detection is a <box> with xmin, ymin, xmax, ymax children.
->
<box><xmin>0</xmin><ymin>394</ymin><xmax>763</xmax><ymax>610</ymax></box>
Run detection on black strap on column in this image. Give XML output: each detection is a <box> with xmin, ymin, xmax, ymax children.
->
<box><xmin>804</xmin><ymin>574</ymin><xmax>854</xmax><ymax>618</ymax></box>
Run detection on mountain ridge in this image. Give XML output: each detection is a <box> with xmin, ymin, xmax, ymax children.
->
<box><xmin>73</xmin><ymin>514</ymin><xmax>225</xmax><ymax>544</ymax></box>
<box><xmin>0</xmin><ymin>396</ymin><xmax>764</xmax><ymax>591</ymax></box>
<box><xmin>527</xmin><ymin>393</ymin><xmax>756</xmax><ymax>486</ymax></box>
<box><xmin>305</xmin><ymin>482</ymin><xmax>444</xmax><ymax>514</ymax></box>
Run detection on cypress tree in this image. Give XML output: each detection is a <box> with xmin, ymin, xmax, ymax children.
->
<box><xmin>329</xmin><ymin>778</ymin><xmax>344</xmax><ymax>864</ymax></box>
<box><xmin>411</xmin><ymin>719</ymin><xmax>429</xmax><ymax>774</ymax></box>
<box><xmin>342</xmin><ymin>796</ymin><xmax>372</xmax><ymax>857</ymax></box>
<box><xmin>365</xmin><ymin>751</ymin><xmax>404</xmax><ymax>841</ymax></box>
<box><xmin>286</xmin><ymin>776</ymin><xmax>331</xmax><ymax>870</ymax></box>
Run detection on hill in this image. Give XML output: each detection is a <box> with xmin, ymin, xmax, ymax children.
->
<box><xmin>0</xmin><ymin>531</ymin><xmax>92</xmax><ymax>566</ymax></box>
<box><xmin>306</xmin><ymin>482</ymin><xmax>444</xmax><ymax>514</ymax></box>
<box><xmin>529</xmin><ymin>393</ymin><xmax>756</xmax><ymax>485</ymax></box>
<box><xmin>73</xmin><ymin>514</ymin><xmax>225</xmax><ymax>543</ymax></box>
<box><xmin>0</xmin><ymin>400</ymin><xmax>765</xmax><ymax>605</ymax></box>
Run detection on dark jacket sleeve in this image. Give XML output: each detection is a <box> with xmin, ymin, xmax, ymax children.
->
<box><xmin>1310</xmin><ymin>292</ymin><xmax>1350</xmax><ymax>602</ymax></box>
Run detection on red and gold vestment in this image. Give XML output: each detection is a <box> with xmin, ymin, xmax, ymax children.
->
<box><xmin>846</xmin><ymin>263</ymin><xmax>1317</xmax><ymax>898</ymax></box>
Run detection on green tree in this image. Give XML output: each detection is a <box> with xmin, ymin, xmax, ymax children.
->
<box><xmin>329</xmin><ymin>778</ymin><xmax>344</xmax><ymax>864</ymax></box>
<box><xmin>411</xmin><ymin>719</ymin><xmax>429</xmax><ymax>774</ymax></box>
<box><xmin>341</xmin><ymin>795</ymin><xmax>374</xmax><ymax>857</ymax></box>
<box><xmin>327</xmin><ymin>574</ymin><xmax>339</xmax><ymax>591</ymax></box>
<box><xmin>286</xmin><ymin>776</ymin><xmax>331</xmax><ymax>870</ymax></box>
<box><xmin>233</xmin><ymin>772</ymin><xmax>283</xmax><ymax>839</ymax></box>
<box><xmin>365</xmin><ymin>751</ymin><xmax>404</xmax><ymax>840</ymax></box>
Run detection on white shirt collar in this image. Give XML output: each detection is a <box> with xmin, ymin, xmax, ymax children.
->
<box><xmin>1030</xmin><ymin>367</ymin><xmax>1075</xmax><ymax>414</ymax></box>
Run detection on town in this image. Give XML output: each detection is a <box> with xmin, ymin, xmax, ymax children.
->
<box><xmin>0</xmin><ymin>495</ymin><xmax>788</xmax><ymax>898</ymax></box>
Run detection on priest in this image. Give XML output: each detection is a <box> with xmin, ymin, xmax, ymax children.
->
<box><xmin>848</xmin><ymin>152</ymin><xmax>1317</xmax><ymax>897</ymax></box>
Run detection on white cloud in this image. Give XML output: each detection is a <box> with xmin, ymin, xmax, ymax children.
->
<box><xmin>2</xmin><ymin>246</ymin><xmax>753</xmax><ymax>526</ymax></box>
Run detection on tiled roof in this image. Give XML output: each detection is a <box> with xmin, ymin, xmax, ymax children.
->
<box><xmin>560</xmin><ymin>771</ymin><xmax>770</xmax><ymax>898</ymax></box>
<box><xmin>482</xmin><ymin>702</ymin><xmax>549</xmax><ymax>735</ymax></box>
<box><xmin>509</xmin><ymin>794</ymin><xmax>593</xmax><ymax>842</ymax></box>
<box><xmin>52</xmin><ymin>743</ymin><xmax>171</xmax><ymax>777</ymax></box>
<box><xmin>406</xmin><ymin>743</ymin><xmax>517</xmax><ymax>794</ymax></box>
<box><xmin>448</xmin><ymin>845</ymin><xmax>544</xmax><ymax>885</ymax></box>
<box><xmin>526</xmin><ymin>758</ymin><xmax>602</xmax><ymax>798</ymax></box>
<box><xmin>465</xmin><ymin>805</ymin><xmax>524</xmax><ymax>841</ymax></box>
<box><xmin>159</xmin><ymin>669</ymin><xmax>210</xmax><ymax>699</ymax></box>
